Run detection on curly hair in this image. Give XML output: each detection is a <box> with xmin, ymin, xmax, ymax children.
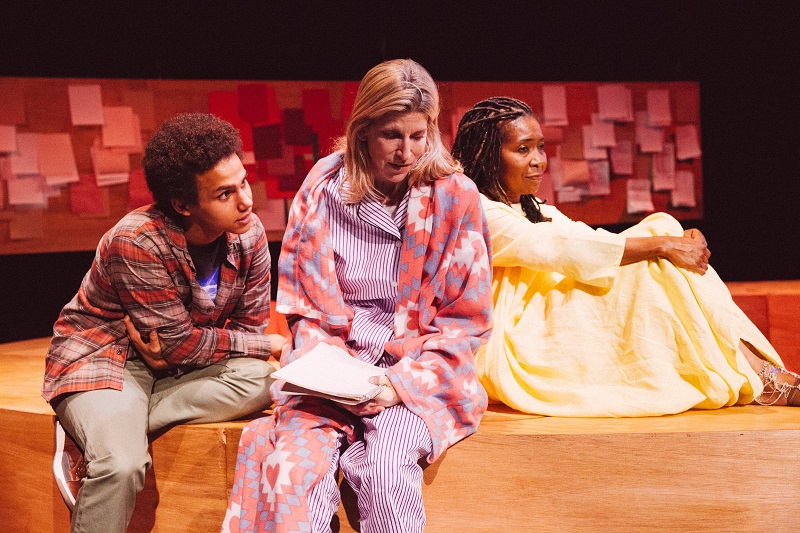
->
<box><xmin>142</xmin><ymin>113</ymin><xmax>243</xmax><ymax>216</ymax></box>
<box><xmin>452</xmin><ymin>96</ymin><xmax>550</xmax><ymax>223</ymax></box>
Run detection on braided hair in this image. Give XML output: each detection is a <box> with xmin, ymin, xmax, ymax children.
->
<box><xmin>452</xmin><ymin>96</ymin><xmax>551</xmax><ymax>223</ymax></box>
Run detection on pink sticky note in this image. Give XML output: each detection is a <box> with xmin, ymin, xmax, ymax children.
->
<box><xmin>652</xmin><ymin>143</ymin><xmax>676</xmax><ymax>191</ymax></box>
<box><xmin>626</xmin><ymin>178</ymin><xmax>655</xmax><ymax>214</ymax></box>
<box><xmin>561</xmin><ymin>159</ymin><xmax>591</xmax><ymax>187</ymax></box>
<box><xmin>68</xmin><ymin>85</ymin><xmax>105</xmax><ymax>126</ymax></box>
<box><xmin>7</xmin><ymin>175</ymin><xmax>48</xmax><ymax>206</ymax></box>
<box><xmin>587</xmin><ymin>160</ymin><xmax>611</xmax><ymax>196</ymax></box>
<box><xmin>597</xmin><ymin>84</ymin><xmax>631</xmax><ymax>122</ymax></box>
<box><xmin>674</xmin><ymin>125</ymin><xmax>702</xmax><ymax>160</ymax></box>
<box><xmin>0</xmin><ymin>125</ymin><xmax>17</xmax><ymax>153</ymax></box>
<box><xmin>102</xmin><ymin>106</ymin><xmax>138</xmax><ymax>148</ymax></box>
<box><xmin>610</xmin><ymin>140</ymin><xmax>633</xmax><ymax>175</ymax></box>
<box><xmin>671</xmin><ymin>170</ymin><xmax>696</xmax><ymax>207</ymax></box>
<box><xmin>646</xmin><ymin>89</ymin><xmax>672</xmax><ymax>127</ymax></box>
<box><xmin>91</xmin><ymin>142</ymin><xmax>131</xmax><ymax>174</ymax></box>
<box><xmin>542</xmin><ymin>85</ymin><xmax>568</xmax><ymax>126</ymax></box>
<box><xmin>10</xmin><ymin>133</ymin><xmax>39</xmax><ymax>175</ymax></box>
<box><xmin>38</xmin><ymin>133</ymin><xmax>79</xmax><ymax>186</ymax></box>
<box><xmin>589</xmin><ymin>121</ymin><xmax>616</xmax><ymax>148</ymax></box>
<box><xmin>581</xmin><ymin>126</ymin><xmax>608</xmax><ymax>160</ymax></box>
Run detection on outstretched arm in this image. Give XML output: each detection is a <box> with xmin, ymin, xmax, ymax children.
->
<box><xmin>621</xmin><ymin>230</ymin><xmax>710</xmax><ymax>274</ymax></box>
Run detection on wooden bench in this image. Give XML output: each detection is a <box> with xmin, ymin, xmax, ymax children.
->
<box><xmin>3</xmin><ymin>282</ymin><xmax>800</xmax><ymax>532</ymax></box>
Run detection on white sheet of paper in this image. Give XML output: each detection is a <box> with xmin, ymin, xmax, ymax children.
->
<box><xmin>674</xmin><ymin>124</ymin><xmax>702</xmax><ymax>160</ymax></box>
<box><xmin>582</xmin><ymin>126</ymin><xmax>608</xmax><ymax>160</ymax></box>
<box><xmin>542</xmin><ymin>85</ymin><xmax>568</xmax><ymax>126</ymax></box>
<box><xmin>272</xmin><ymin>342</ymin><xmax>385</xmax><ymax>404</ymax></box>
<box><xmin>68</xmin><ymin>85</ymin><xmax>104</xmax><ymax>126</ymax></box>
<box><xmin>671</xmin><ymin>170</ymin><xmax>696</xmax><ymax>207</ymax></box>
<box><xmin>597</xmin><ymin>84</ymin><xmax>631</xmax><ymax>122</ymax></box>
<box><xmin>38</xmin><ymin>133</ymin><xmax>79</xmax><ymax>186</ymax></box>
<box><xmin>646</xmin><ymin>89</ymin><xmax>672</xmax><ymax>127</ymax></box>
<box><xmin>10</xmin><ymin>133</ymin><xmax>39</xmax><ymax>175</ymax></box>
<box><xmin>626</xmin><ymin>178</ymin><xmax>655</xmax><ymax>214</ymax></box>
<box><xmin>588</xmin><ymin>160</ymin><xmax>611</xmax><ymax>196</ymax></box>
<box><xmin>102</xmin><ymin>106</ymin><xmax>138</xmax><ymax>148</ymax></box>
<box><xmin>0</xmin><ymin>125</ymin><xmax>17</xmax><ymax>153</ymax></box>
<box><xmin>7</xmin><ymin>175</ymin><xmax>48</xmax><ymax>207</ymax></box>
<box><xmin>610</xmin><ymin>139</ymin><xmax>633</xmax><ymax>175</ymax></box>
<box><xmin>651</xmin><ymin>143</ymin><xmax>676</xmax><ymax>191</ymax></box>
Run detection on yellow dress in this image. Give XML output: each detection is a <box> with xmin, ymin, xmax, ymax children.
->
<box><xmin>478</xmin><ymin>195</ymin><xmax>783</xmax><ymax>417</ymax></box>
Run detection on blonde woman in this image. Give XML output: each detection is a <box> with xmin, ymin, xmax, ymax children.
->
<box><xmin>222</xmin><ymin>60</ymin><xmax>493</xmax><ymax>533</ymax></box>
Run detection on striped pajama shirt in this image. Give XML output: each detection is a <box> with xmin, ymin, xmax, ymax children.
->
<box><xmin>223</xmin><ymin>152</ymin><xmax>492</xmax><ymax>533</ymax></box>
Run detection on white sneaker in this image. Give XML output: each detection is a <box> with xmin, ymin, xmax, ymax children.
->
<box><xmin>53</xmin><ymin>420</ymin><xmax>87</xmax><ymax>511</ymax></box>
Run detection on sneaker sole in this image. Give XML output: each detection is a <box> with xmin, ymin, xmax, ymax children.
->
<box><xmin>53</xmin><ymin>420</ymin><xmax>77</xmax><ymax>512</ymax></box>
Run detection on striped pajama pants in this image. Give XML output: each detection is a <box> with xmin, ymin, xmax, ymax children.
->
<box><xmin>223</xmin><ymin>403</ymin><xmax>432</xmax><ymax>533</ymax></box>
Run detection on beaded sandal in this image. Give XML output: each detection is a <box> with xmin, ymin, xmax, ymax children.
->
<box><xmin>755</xmin><ymin>361</ymin><xmax>800</xmax><ymax>406</ymax></box>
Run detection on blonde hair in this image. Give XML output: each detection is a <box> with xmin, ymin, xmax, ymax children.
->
<box><xmin>339</xmin><ymin>59</ymin><xmax>461</xmax><ymax>203</ymax></box>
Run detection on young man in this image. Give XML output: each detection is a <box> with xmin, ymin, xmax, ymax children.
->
<box><xmin>42</xmin><ymin>113</ymin><xmax>285</xmax><ymax>533</ymax></box>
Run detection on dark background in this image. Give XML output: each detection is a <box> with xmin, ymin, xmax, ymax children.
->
<box><xmin>1</xmin><ymin>1</ymin><xmax>798</xmax><ymax>344</ymax></box>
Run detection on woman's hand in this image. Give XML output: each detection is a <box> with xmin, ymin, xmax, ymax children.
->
<box><xmin>683</xmin><ymin>227</ymin><xmax>708</xmax><ymax>247</ymax></box>
<box><xmin>123</xmin><ymin>315</ymin><xmax>172</xmax><ymax>370</ymax></box>
<box><xmin>663</xmin><ymin>235</ymin><xmax>711</xmax><ymax>275</ymax></box>
<box><xmin>341</xmin><ymin>375</ymin><xmax>400</xmax><ymax>417</ymax></box>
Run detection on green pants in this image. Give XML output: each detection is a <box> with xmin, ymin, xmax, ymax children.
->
<box><xmin>54</xmin><ymin>356</ymin><xmax>275</xmax><ymax>533</ymax></box>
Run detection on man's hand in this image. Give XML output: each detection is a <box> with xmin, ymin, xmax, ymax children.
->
<box><xmin>123</xmin><ymin>315</ymin><xmax>171</xmax><ymax>371</ymax></box>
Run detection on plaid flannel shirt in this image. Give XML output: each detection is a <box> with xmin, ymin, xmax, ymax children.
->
<box><xmin>42</xmin><ymin>205</ymin><xmax>272</xmax><ymax>402</ymax></box>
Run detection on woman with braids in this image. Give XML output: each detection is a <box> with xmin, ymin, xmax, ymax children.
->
<box><xmin>451</xmin><ymin>96</ymin><xmax>799</xmax><ymax>416</ymax></box>
<box><xmin>222</xmin><ymin>60</ymin><xmax>492</xmax><ymax>533</ymax></box>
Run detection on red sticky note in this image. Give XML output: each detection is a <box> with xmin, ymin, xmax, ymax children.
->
<box><xmin>341</xmin><ymin>82</ymin><xmax>360</xmax><ymax>122</ymax></box>
<box><xmin>278</xmin><ymin>155</ymin><xmax>310</xmax><ymax>191</ymax></box>
<box><xmin>314</xmin><ymin>120</ymin><xmax>344</xmax><ymax>158</ymax></box>
<box><xmin>70</xmin><ymin>174</ymin><xmax>108</xmax><ymax>215</ymax></box>
<box><xmin>283</xmin><ymin>109</ymin><xmax>314</xmax><ymax>146</ymax></box>
<box><xmin>238</xmin><ymin>84</ymin><xmax>280</xmax><ymax>124</ymax></box>
<box><xmin>301</xmin><ymin>89</ymin><xmax>332</xmax><ymax>129</ymax></box>
<box><xmin>208</xmin><ymin>91</ymin><xmax>240</xmax><ymax>124</ymax></box>
<box><xmin>252</xmin><ymin>124</ymin><xmax>283</xmax><ymax>160</ymax></box>
<box><xmin>127</xmin><ymin>168</ymin><xmax>154</xmax><ymax>210</ymax></box>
